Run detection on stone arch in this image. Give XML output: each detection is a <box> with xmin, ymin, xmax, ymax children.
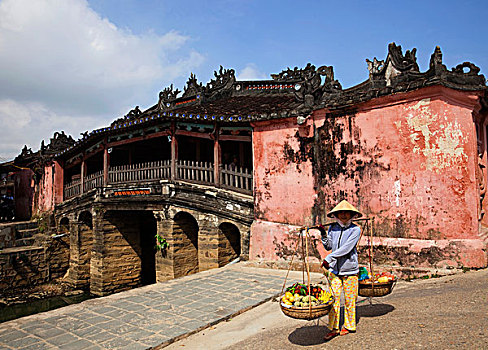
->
<box><xmin>76</xmin><ymin>210</ymin><xmax>93</xmax><ymax>287</ymax></box>
<box><xmin>218</xmin><ymin>222</ymin><xmax>241</xmax><ymax>267</ymax></box>
<box><xmin>59</xmin><ymin>217</ymin><xmax>70</xmax><ymax>234</ymax></box>
<box><xmin>173</xmin><ymin>211</ymin><xmax>199</xmax><ymax>278</ymax></box>
<box><xmin>91</xmin><ymin>210</ymin><xmax>157</xmax><ymax>295</ymax></box>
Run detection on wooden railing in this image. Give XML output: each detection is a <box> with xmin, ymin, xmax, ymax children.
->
<box><xmin>109</xmin><ymin>160</ymin><xmax>171</xmax><ymax>183</ymax></box>
<box><xmin>176</xmin><ymin>160</ymin><xmax>214</xmax><ymax>185</ymax></box>
<box><xmin>64</xmin><ymin>179</ymin><xmax>81</xmax><ymax>199</ymax></box>
<box><xmin>84</xmin><ymin>170</ymin><xmax>104</xmax><ymax>192</ymax></box>
<box><xmin>221</xmin><ymin>164</ymin><xmax>253</xmax><ymax>193</ymax></box>
<box><xmin>63</xmin><ymin>159</ymin><xmax>252</xmax><ymax>199</ymax></box>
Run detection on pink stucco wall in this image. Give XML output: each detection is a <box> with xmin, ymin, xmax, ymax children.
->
<box><xmin>36</xmin><ymin>164</ymin><xmax>54</xmax><ymax>214</ymax></box>
<box><xmin>250</xmin><ymin>86</ymin><xmax>487</xmax><ymax>268</ymax></box>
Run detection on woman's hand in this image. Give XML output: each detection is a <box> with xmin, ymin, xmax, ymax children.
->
<box><xmin>321</xmin><ymin>259</ymin><xmax>329</xmax><ymax>269</ymax></box>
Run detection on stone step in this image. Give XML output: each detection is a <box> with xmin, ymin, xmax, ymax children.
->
<box><xmin>15</xmin><ymin>237</ymin><xmax>35</xmax><ymax>247</ymax></box>
<box><xmin>15</xmin><ymin>228</ymin><xmax>39</xmax><ymax>239</ymax></box>
<box><xmin>13</xmin><ymin>221</ymin><xmax>38</xmax><ymax>231</ymax></box>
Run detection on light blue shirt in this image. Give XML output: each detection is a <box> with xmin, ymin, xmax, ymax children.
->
<box><xmin>322</xmin><ymin>222</ymin><xmax>360</xmax><ymax>275</ymax></box>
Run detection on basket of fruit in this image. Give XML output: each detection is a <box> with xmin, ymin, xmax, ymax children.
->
<box><xmin>280</xmin><ymin>283</ymin><xmax>334</xmax><ymax>320</ymax></box>
<box><xmin>358</xmin><ymin>271</ymin><xmax>396</xmax><ymax>297</ymax></box>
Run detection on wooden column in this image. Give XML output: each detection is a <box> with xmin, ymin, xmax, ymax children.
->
<box><xmin>53</xmin><ymin>161</ymin><xmax>64</xmax><ymax>204</ymax></box>
<box><xmin>103</xmin><ymin>146</ymin><xmax>109</xmax><ymax>186</ymax></box>
<box><xmin>171</xmin><ymin>122</ymin><xmax>178</xmax><ymax>181</ymax></box>
<box><xmin>80</xmin><ymin>157</ymin><xmax>86</xmax><ymax>194</ymax></box>
<box><xmin>213</xmin><ymin>126</ymin><xmax>221</xmax><ymax>186</ymax></box>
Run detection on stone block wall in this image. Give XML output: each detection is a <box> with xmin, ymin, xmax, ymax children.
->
<box><xmin>67</xmin><ymin>217</ymin><xmax>93</xmax><ymax>289</ymax></box>
<box><xmin>44</xmin><ymin>234</ymin><xmax>70</xmax><ymax>279</ymax></box>
<box><xmin>154</xmin><ymin>206</ymin><xmax>251</xmax><ymax>282</ymax></box>
<box><xmin>0</xmin><ymin>247</ymin><xmax>48</xmax><ymax>290</ymax></box>
<box><xmin>0</xmin><ymin>224</ymin><xmax>14</xmax><ymax>249</ymax></box>
<box><xmin>90</xmin><ymin>211</ymin><xmax>142</xmax><ymax>296</ymax></box>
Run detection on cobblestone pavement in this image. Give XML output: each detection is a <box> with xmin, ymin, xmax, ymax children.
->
<box><xmin>0</xmin><ymin>264</ymin><xmax>303</xmax><ymax>350</ymax></box>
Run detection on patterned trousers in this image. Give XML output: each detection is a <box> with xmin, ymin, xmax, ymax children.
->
<box><xmin>328</xmin><ymin>273</ymin><xmax>358</xmax><ymax>331</ymax></box>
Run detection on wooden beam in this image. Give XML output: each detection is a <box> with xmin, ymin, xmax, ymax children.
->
<box><xmin>80</xmin><ymin>156</ymin><xmax>86</xmax><ymax>194</ymax></box>
<box><xmin>218</xmin><ymin>135</ymin><xmax>252</xmax><ymax>142</ymax></box>
<box><xmin>175</xmin><ymin>129</ymin><xmax>212</xmax><ymax>140</ymax></box>
<box><xmin>103</xmin><ymin>146</ymin><xmax>109</xmax><ymax>186</ymax></box>
<box><xmin>171</xmin><ymin>122</ymin><xmax>177</xmax><ymax>181</ymax></box>
<box><xmin>106</xmin><ymin>130</ymin><xmax>170</xmax><ymax>148</ymax></box>
<box><xmin>214</xmin><ymin>125</ymin><xmax>221</xmax><ymax>186</ymax></box>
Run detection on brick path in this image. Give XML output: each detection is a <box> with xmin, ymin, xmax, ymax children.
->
<box><xmin>0</xmin><ymin>264</ymin><xmax>310</xmax><ymax>350</ymax></box>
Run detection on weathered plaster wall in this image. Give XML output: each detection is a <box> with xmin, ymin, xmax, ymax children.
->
<box><xmin>251</xmin><ymin>87</ymin><xmax>486</xmax><ymax>268</ymax></box>
<box><xmin>35</xmin><ymin>165</ymin><xmax>54</xmax><ymax>214</ymax></box>
<box><xmin>252</xmin><ymin>118</ymin><xmax>316</xmax><ymax>226</ymax></box>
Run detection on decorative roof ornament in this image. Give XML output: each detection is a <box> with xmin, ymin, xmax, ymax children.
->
<box><xmin>46</xmin><ymin>131</ymin><xmax>75</xmax><ymax>155</ymax></box>
<box><xmin>205</xmin><ymin>66</ymin><xmax>235</xmax><ymax>97</ymax></box>
<box><xmin>158</xmin><ymin>84</ymin><xmax>181</xmax><ymax>111</ymax></box>
<box><xmin>387</xmin><ymin>42</ymin><xmax>420</xmax><ymax>73</ymax></box>
<box><xmin>372</xmin><ymin>42</ymin><xmax>421</xmax><ymax>86</ymax></box>
<box><xmin>429</xmin><ymin>46</ymin><xmax>443</xmax><ymax>69</ymax></box>
<box><xmin>271</xmin><ymin>66</ymin><xmax>304</xmax><ymax>81</ymax></box>
<box><xmin>20</xmin><ymin>145</ymin><xmax>33</xmax><ymax>157</ymax></box>
<box><xmin>127</xmin><ymin>106</ymin><xmax>143</xmax><ymax>118</ymax></box>
<box><xmin>366</xmin><ymin>57</ymin><xmax>385</xmax><ymax>75</ymax></box>
<box><xmin>451</xmin><ymin>62</ymin><xmax>481</xmax><ymax>75</ymax></box>
<box><xmin>182</xmin><ymin>73</ymin><xmax>204</xmax><ymax>98</ymax></box>
<box><xmin>273</xmin><ymin>63</ymin><xmax>342</xmax><ymax>114</ymax></box>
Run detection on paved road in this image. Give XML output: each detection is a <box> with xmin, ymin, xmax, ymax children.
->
<box><xmin>0</xmin><ymin>264</ymin><xmax>306</xmax><ymax>350</ymax></box>
<box><xmin>168</xmin><ymin>268</ymin><xmax>488</xmax><ymax>350</ymax></box>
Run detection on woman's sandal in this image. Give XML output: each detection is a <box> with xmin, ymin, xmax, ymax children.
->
<box><xmin>340</xmin><ymin>327</ymin><xmax>356</xmax><ymax>336</ymax></box>
<box><xmin>324</xmin><ymin>330</ymin><xmax>339</xmax><ymax>341</ymax></box>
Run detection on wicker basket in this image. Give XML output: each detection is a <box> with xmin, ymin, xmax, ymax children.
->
<box><xmin>280</xmin><ymin>297</ymin><xmax>334</xmax><ymax>320</ymax></box>
<box><xmin>358</xmin><ymin>280</ymin><xmax>395</xmax><ymax>297</ymax></box>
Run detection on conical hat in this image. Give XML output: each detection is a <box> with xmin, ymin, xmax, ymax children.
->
<box><xmin>327</xmin><ymin>200</ymin><xmax>362</xmax><ymax>218</ymax></box>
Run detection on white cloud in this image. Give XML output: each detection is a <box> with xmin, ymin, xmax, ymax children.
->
<box><xmin>0</xmin><ymin>99</ymin><xmax>100</xmax><ymax>159</ymax></box>
<box><xmin>0</xmin><ymin>0</ymin><xmax>204</xmax><ymax>160</ymax></box>
<box><xmin>236</xmin><ymin>63</ymin><xmax>267</xmax><ymax>81</ymax></box>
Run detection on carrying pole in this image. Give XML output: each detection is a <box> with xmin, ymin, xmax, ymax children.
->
<box><xmin>305</xmin><ymin>228</ymin><xmax>312</xmax><ymax>318</ymax></box>
<box><xmin>369</xmin><ymin>218</ymin><xmax>375</xmax><ymax>305</ymax></box>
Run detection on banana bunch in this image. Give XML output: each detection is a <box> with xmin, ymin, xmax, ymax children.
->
<box><xmin>318</xmin><ymin>290</ymin><xmax>333</xmax><ymax>303</ymax></box>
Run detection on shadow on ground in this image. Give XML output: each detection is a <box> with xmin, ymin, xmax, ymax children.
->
<box><xmin>288</xmin><ymin>325</ymin><xmax>329</xmax><ymax>346</ymax></box>
<box><xmin>357</xmin><ymin>303</ymin><xmax>395</xmax><ymax>318</ymax></box>
<box><xmin>287</xmin><ymin>303</ymin><xmax>395</xmax><ymax>345</ymax></box>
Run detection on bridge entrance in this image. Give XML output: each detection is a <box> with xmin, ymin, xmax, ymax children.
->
<box><xmin>173</xmin><ymin>211</ymin><xmax>199</xmax><ymax>278</ymax></box>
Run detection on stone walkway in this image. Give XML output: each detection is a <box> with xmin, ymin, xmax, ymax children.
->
<box><xmin>0</xmin><ymin>264</ymin><xmax>313</xmax><ymax>350</ymax></box>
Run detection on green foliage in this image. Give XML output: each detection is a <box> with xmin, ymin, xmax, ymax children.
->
<box><xmin>155</xmin><ymin>233</ymin><xmax>169</xmax><ymax>252</ymax></box>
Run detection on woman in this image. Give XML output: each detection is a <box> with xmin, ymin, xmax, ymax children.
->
<box><xmin>318</xmin><ymin>200</ymin><xmax>362</xmax><ymax>341</ymax></box>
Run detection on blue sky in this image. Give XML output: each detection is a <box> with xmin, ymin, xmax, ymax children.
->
<box><xmin>88</xmin><ymin>0</ymin><xmax>488</xmax><ymax>86</ymax></box>
<box><xmin>0</xmin><ymin>0</ymin><xmax>487</xmax><ymax>160</ymax></box>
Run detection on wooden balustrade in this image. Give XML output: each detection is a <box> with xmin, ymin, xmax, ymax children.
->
<box><xmin>64</xmin><ymin>179</ymin><xmax>81</xmax><ymax>199</ymax></box>
<box><xmin>176</xmin><ymin>160</ymin><xmax>214</xmax><ymax>185</ymax></box>
<box><xmin>84</xmin><ymin>170</ymin><xmax>104</xmax><ymax>192</ymax></box>
<box><xmin>221</xmin><ymin>164</ymin><xmax>253</xmax><ymax>193</ymax></box>
<box><xmin>109</xmin><ymin>160</ymin><xmax>171</xmax><ymax>183</ymax></box>
<box><xmin>63</xmin><ymin>159</ymin><xmax>252</xmax><ymax>199</ymax></box>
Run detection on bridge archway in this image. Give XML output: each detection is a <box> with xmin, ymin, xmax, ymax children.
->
<box><xmin>59</xmin><ymin>217</ymin><xmax>70</xmax><ymax>234</ymax></box>
<box><xmin>91</xmin><ymin>210</ymin><xmax>157</xmax><ymax>294</ymax></box>
<box><xmin>218</xmin><ymin>222</ymin><xmax>241</xmax><ymax>267</ymax></box>
<box><xmin>173</xmin><ymin>211</ymin><xmax>199</xmax><ymax>278</ymax></box>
